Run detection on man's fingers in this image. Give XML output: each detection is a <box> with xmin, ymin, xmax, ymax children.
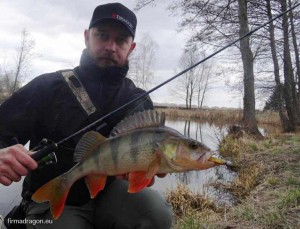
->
<box><xmin>11</xmin><ymin>160</ymin><xmax>29</xmax><ymax>176</ymax></box>
<box><xmin>156</xmin><ymin>173</ymin><xmax>167</xmax><ymax>178</ymax></box>
<box><xmin>6</xmin><ymin>168</ymin><xmax>22</xmax><ymax>182</ymax></box>
<box><xmin>14</xmin><ymin>145</ymin><xmax>38</xmax><ymax>170</ymax></box>
<box><xmin>116</xmin><ymin>174</ymin><xmax>129</xmax><ymax>180</ymax></box>
<box><xmin>0</xmin><ymin>144</ymin><xmax>38</xmax><ymax>185</ymax></box>
<box><xmin>0</xmin><ymin>175</ymin><xmax>13</xmax><ymax>186</ymax></box>
<box><xmin>0</xmin><ymin>164</ymin><xmax>22</xmax><ymax>183</ymax></box>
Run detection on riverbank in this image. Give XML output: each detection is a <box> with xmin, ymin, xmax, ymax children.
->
<box><xmin>156</xmin><ymin>107</ymin><xmax>280</xmax><ymax>126</ymax></box>
<box><xmin>167</xmin><ymin>132</ymin><xmax>300</xmax><ymax>228</ymax></box>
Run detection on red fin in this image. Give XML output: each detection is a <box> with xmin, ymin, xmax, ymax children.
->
<box><xmin>128</xmin><ymin>172</ymin><xmax>153</xmax><ymax>193</ymax></box>
<box><xmin>32</xmin><ymin>176</ymin><xmax>70</xmax><ymax>220</ymax></box>
<box><xmin>85</xmin><ymin>175</ymin><xmax>107</xmax><ymax>198</ymax></box>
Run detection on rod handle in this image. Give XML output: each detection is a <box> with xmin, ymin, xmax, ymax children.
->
<box><xmin>31</xmin><ymin>143</ymin><xmax>58</xmax><ymax>161</ymax></box>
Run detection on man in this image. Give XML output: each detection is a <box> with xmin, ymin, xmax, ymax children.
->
<box><xmin>0</xmin><ymin>3</ymin><xmax>173</xmax><ymax>229</ymax></box>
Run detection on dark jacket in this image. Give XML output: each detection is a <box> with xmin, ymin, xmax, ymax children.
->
<box><xmin>0</xmin><ymin>50</ymin><xmax>153</xmax><ymax>206</ymax></box>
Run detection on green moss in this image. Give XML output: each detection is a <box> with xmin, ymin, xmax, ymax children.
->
<box><xmin>267</xmin><ymin>176</ymin><xmax>279</xmax><ymax>186</ymax></box>
<box><xmin>286</xmin><ymin>177</ymin><xmax>300</xmax><ymax>186</ymax></box>
<box><xmin>278</xmin><ymin>188</ymin><xmax>300</xmax><ymax>209</ymax></box>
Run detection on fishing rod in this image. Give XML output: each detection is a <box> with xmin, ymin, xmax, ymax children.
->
<box><xmin>32</xmin><ymin>2</ymin><xmax>300</xmax><ymax>162</ymax></box>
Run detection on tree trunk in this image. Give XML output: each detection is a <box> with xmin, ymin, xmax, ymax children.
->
<box><xmin>186</xmin><ymin>83</ymin><xmax>189</xmax><ymax>108</ymax></box>
<box><xmin>200</xmin><ymin>74</ymin><xmax>209</xmax><ymax>109</ymax></box>
<box><xmin>266</xmin><ymin>0</ymin><xmax>289</xmax><ymax>131</ymax></box>
<box><xmin>288</xmin><ymin>0</ymin><xmax>300</xmax><ymax>95</ymax></box>
<box><xmin>10</xmin><ymin>38</ymin><xmax>25</xmax><ymax>95</ymax></box>
<box><xmin>238</xmin><ymin>0</ymin><xmax>261</xmax><ymax>137</ymax></box>
<box><xmin>280</xmin><ymin>0</ymin><xmax>299</xmax><ymax>131</ymax></box>
<box><xmin>189</xmin><ymin>80</ymin><xmax>193</xmax><ymax>108</ymax></box>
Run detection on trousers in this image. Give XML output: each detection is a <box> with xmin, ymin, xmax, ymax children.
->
<box><xmin>25</xmin><ymin>180</ymin><xmax>173</xmax><ymax>229</ymax></box>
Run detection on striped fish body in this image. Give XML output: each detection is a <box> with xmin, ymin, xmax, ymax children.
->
<box><xmin>32</xmin><ymin>110</ymin><xmax>225</xmax><ymax>220</ymax></box>
<box><xmin>73</xmin><ymin>128</ymin><xmax>169</xmax><ymax>177</ymax></box>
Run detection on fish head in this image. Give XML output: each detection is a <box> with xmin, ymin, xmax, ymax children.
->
<box><xmin>162</xmin><ymin>136</ymin><xmax>226</xmax><ymax>172</ymax></box>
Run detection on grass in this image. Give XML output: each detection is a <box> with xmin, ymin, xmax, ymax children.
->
<box><xmin>166</xmin><ymin>131</ymin><xmax>300</xmax><ymax>228</ymax></box>
<box><xmin>165</xmin><ymin>184</ymin><xmax>220</xmax><ymax>217</ymax></box>
<box><xmin>156</xmin><ymin>108</ymin><xmax>243</xmax><ymax>125</ymax></box>
<box><xmin>286</xmin><ymin>176</ymin><xmax>300</xmax><ymax>186</ymax></box>
<box><xmin>278</xmin><ymin>188</ymin><xmax>300</xmax><ymax>209</ymax></box>
<box><xmin>166</xmin><ymin>184</ymin><xmax>224</xmax><ymax>229</ymax></box>
<box><xmin>156</xmin><ymin>108</ymin><xmax>281</xmax><ymax>126</ymax></box>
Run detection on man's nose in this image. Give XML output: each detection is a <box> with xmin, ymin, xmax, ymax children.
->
<box><xmin>105</xmin><ymin>39</ymin><xmax>116</xmax><ymax>53</ymax></box>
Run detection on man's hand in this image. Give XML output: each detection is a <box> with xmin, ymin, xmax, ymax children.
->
<box><xmin>116</xmin><ymin>173</ymin><xmax>167</xmax><ymax>187</ymax></box>
<box><xmin>0</xmin><ymin>144</ymin><xmax>38</xmax><ymax>186</ymax></box>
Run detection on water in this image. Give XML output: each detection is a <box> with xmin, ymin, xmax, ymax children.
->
<box><xmin>152</xmin><ymin>119</ymin><xmax>237</xmax><ymax>203</ymax></box>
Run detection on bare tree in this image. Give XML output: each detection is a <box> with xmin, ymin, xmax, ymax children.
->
<box><xmin>280</xmin><ymin>0</ymin><xmax>300</xmax><ymax>130</ymax></box>
<box><xmin>0</xmin><ymin>65</ymin><xmax>13</xmax><ymax>102</ymax></box>
<box><xmin>172</xmin><ymin>44</ymin><xmax>213</xmax><ymax>108</ymax></box>
<box><xmin>238</xmin><ymin>0</ymin><xmax>261</xmax><ymax>136</ymax></box>
<box><xmin>197</xmin><ymin>62</ymin><xmax>212</xmax><ymax>108</ymax></box>
<box><xmin>266</xmin><ymin>0</ymin><xmax>289</xmax><ymax>130</ymax></box>
<box><xmin>128</xmin><ymin>33</ymin><xmax>158</xmax><ymax>90</ymax></box>
<box><xmin>135</xmin><ymin>0</ymin><xmax>261</xmax><ymax>135</ymax></box>
<box><xmin>135</xmin><ymin>0</ymin><xmax>299</xmax><ymax>133</ymax></box>
<box><xmin>0</xmin><ymin>28</ymin><xmax>35</xmax><ymax>101</ymax></box>
<box><xmin>288</xmin><ymin>0</ymin><xmax>300</xmax><ymax>94</ymax></box>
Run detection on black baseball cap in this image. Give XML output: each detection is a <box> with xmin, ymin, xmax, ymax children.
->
<box><xmin>89</xmin><ymin>3</ymin><xmax>137</xmax><ymax>38</ymax></box>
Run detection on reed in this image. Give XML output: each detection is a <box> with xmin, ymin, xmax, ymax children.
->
<box><xmin>156</xmin><ymin>108</ymin><xmax>243</xmax><ymax>123</ymax></box>
<box><xmin>156</xmin><ymin>107</ymin><xmax>281</xmax><ymax>126</ymax></box>
<box><xmin>165</xmin><ymin>184</ymin><xmax>218</xmax><ymax>217</ymax></box>
<box><xmin>165</xmin><ymin>184</ymin><xmax>224</xmax><ymax>228</ymax></box>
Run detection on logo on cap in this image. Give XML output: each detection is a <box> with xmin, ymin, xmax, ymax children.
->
<box><xmin>111</xmin><ymin>13</ymin><xmax>133</xmax><ymax>29</ymax></box>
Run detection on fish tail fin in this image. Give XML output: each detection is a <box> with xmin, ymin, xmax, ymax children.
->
<box><xmin>32</xmin><ymin>175</ymin><xmax>71</xmax><ymax>220</ymax></box>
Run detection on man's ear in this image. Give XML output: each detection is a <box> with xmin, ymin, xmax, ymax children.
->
<box><xmin>129</xmin><ymin>42</ymin><xmax>136</xmax><ymax>55</ymax></box>
<box><xmin>84</xmin><ymin>29</ymin><xmax>89</xmax><ymax>47</ymax></box>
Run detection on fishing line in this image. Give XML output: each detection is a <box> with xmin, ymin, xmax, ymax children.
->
<box><xmin>32</xmin><ymin>2</ymin><xmax>300</xmax><ymax>160</ymax></box>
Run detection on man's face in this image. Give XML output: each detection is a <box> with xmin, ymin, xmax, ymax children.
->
<box><xmin>84</xmin><ymin>21</ymin><xmax>136</xmax><ymax>68</ymax></box>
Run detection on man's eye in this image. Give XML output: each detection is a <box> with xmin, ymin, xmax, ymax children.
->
<box><xmin>116</xmin><ymin>37</ymin><xmax>126</xmax><ymax>45</ymax></box>
<box><xmin>97</xmin><ymin>33</ymin><xmax>109</xmax><ymax>40</ymax></box>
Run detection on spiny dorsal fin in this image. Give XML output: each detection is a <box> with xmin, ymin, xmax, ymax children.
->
<box><xmin>74</xmin><ymin>131</ymin><xmax>106</xmax><ymax>162</ymax></box>
<box><xmin>110</xmin><ymin>110</ymin><xmax>165</xmax><ymax>137</ymax></box>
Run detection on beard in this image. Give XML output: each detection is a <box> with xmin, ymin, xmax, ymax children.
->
<box><xmin>86</xmin><ymin>47</ymin><xmax>129</xmax><ymax>69</ymax></box>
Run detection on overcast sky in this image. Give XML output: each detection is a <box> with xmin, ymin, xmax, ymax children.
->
<box><xmin>0</xmin><ymin>0</ymin><xmax>245</xmax><ymax>108</ymax></box>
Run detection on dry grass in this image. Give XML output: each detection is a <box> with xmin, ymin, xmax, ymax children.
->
<box><xmin>156</xmin><ymin>108</ymin><xmax>281</xmax><ymax>126</ymax></box>
<box><xmin>156</xmin><ymin>108</ymin><xmax>243</xmax><ymax>124</ymax></box>
<box><xmin>169</xmin><ymin>132</ymin><xmax>300</xmax><ymax>228</ymax></box>
<box><xmin>165</xmin><ymin>184</ymin><xmax>224</xmax><ymax>228</ymax></box>
<box><xmin>166</xmin><ymin>184</ymin><xmax>219</xmax><ymax>217</ymax></box>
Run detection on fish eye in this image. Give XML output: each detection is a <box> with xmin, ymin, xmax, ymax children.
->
<box><xmin>189</xmin><ymin>141</ymin><xmax>198</xmax><ymax>150</ymax></box>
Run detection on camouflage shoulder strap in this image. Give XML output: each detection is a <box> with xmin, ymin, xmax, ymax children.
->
<box><xmin>60</xmin><ymin>69</ymin><xmax>96</xmax><ymax>116</ymax></box>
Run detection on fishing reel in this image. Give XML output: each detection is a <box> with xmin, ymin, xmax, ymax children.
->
<box><xmin>31</xmin><ymin>139</ymin><xmax>58</xmax><ymax>168</ymax></box>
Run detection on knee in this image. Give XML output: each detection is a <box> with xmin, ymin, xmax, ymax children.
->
<box><xmin>138</xmin><ymin>189</ymin><xmax>173</xmax><ymax>229</ymax></box>
<box><xmin>149</xmin><ymin>202</ymin><xmax>173</xmax><ymax>229</ymax></box>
